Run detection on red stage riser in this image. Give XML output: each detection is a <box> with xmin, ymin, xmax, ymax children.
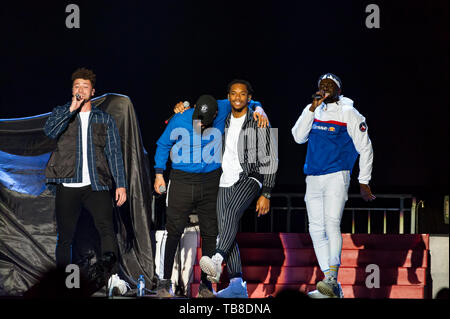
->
<box><xmin>192</xmin><ymin>265</ymin><xmax>427</xmax><ymax>286</ymax></box>
<box><xmin>190</xmin><ymin>283</ymin><xmax>426</xmax><ymax>299</ymax></box>
<box><xmin>195</xmin><ymin>247</ymin><xmax>428</xmax><ymax>268</ymax></box>
<box><xmin>191</xmin><ymin>233</ymin><xmax>430</xmax><ymax>299</ymax></box>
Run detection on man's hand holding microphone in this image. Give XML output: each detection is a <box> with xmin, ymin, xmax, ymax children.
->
<box><xmin>154</xmin><ymin>174</ymin><xmax>167</xmax><ymax>195</ymax></box>
<box><xmin>309</xmin><ymin>91</ymin><xmax>330</xmax><ymax>112</ymax></box>
<box><xmin>70</xmin><ymin>93</ymin><xmax>85</xmax><ymax>113</ymax></box>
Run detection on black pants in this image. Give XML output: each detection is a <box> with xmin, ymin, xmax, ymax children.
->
<box><xmin>163</xmin><ymin>178</ymin><xmax>219</xmax><ymax>285</ymax></box>
<box><xmin>55</xmin><ymin>184</ymin><xmax>117</xmax><ymax>268</ymax></box>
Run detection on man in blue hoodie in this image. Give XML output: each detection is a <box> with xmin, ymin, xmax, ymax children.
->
<box><xmin>292</xmin><ymin>73</ymin><xmax>375</xmax><ymax>298</ymax></box>
<box><xmin>154</xmin><ymin>94</ymin><xmax>267</xmax><ymax>297</ymax></box>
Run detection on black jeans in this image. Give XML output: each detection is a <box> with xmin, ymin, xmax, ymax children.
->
<box><xmin>163</xmin><ymin>178</ymin><xmax>219</xmax><ymax>285</ymax></box>
<box><xmin>55</xmin><ymin>184</ymin><xmax>117</xmax><ymax>268</ymax></box>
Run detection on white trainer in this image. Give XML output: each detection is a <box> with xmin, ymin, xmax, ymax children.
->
<box><xmin>316</xmin><ymin>277</ymin><xmax>344</xmax><ymax>298</ymax></box>
<box><xmin>107</xmin><ymin>274</ymin><xmax>130</xmax><ymax>296</ymax></box>
<box><xmin>307</xmin><ymin>289</ymin><xmax>333</xmax><ymax>299</ymax></box>
<box><xmin>338</xmin><ymin>283</ymin><xmax>344</xmax><ymax>298</ymax></box>
<box><xmin>199</xmin><ymin>256</ymin><xmax>222</xmax><ymax>283</ymax></box>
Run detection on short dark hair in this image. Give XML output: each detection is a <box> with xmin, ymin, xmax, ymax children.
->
<box><xmin>71</xmin><ymin>67</ymin><xmax>96</xmax><ymax>87</ymax></box>
<box><xmin>227</xmin><ymin>79</ymin><xmax>254</xmax><ymax>96</ymax></box>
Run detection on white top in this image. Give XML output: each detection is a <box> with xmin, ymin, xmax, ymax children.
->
<box><xmin>220</xmin><ymin>114</ymin><xmax>246</xmax><ymax>187</ymax></box>
<box><xmin>63</xmin><ymin>111</ymin><xmax>92</xmax><ymax>188</ymax></box>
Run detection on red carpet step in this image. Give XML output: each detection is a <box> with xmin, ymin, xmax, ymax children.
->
<box><xmin>190</xmin><ymin>233</ymin><xmax>429</xmax><ymax>299</ymax></box>
<box><xmin>192</xmin><ymin>265</ymin><xmax>427</xmax><ymax>285</ymax></box>
<box><xmin>195</xmin><ymin>247</ymin><xmax>427</xmax><ymax>268</ymax></box>
<box><xmin>190</xmin><ymin>283</ymin><xmax>426</xmax><ymax>299</ymax></box>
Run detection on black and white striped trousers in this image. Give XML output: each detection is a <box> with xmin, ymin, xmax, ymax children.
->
<box><xmin>216</xmin><ymin>177</ymin><xmax>261</xmax><ymax>279</ymax></box>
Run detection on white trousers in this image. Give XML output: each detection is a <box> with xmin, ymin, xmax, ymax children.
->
<box><xmin>304</xmin><ymin>170</ymin><xmax>350</xmax><ymax>272</ymax></box>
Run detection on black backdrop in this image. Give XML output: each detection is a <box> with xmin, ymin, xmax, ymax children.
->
<box><xmin>0</xmin><ymin>2</ymin><xmax>448</xmax><ymax>198</ymax></box>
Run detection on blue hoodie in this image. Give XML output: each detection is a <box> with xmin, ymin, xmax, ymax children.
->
<box><xmin>154</xmin><ymin>99</ymin><xmax>261</xmax><ymax>174</ymax></box>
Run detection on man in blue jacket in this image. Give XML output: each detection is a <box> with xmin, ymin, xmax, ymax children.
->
<box><xmin>154</xmin><ymin>94</ymin><xmax>267</xmax><ymax>298</ymax></box>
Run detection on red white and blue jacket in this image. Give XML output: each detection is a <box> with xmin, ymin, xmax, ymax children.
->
<box><xmin>291</xmin><ymin>96</ymin><xmax>373</xmax><ymax>184</ymax></box>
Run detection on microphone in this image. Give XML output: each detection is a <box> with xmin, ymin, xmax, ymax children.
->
<box><xmin>159</xmin><ymin>185</ymin><xmax>166</xmax><ymax>194</ymax></box>
<box><xmin>312</xmin><ymin>93</ymin><xmax>323</xmax><ymax>100</ymax></box>
<box><xmin>165</xmin><ymin>101</ymin><xmax>190</xmax><ymax>124</ymax></box>
<box><xmin>75</xmin><ymin>93</ymin><xmax>82</xmax><ymax>101</ymax></box>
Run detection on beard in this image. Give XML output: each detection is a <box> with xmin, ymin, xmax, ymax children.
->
<box><xmin>324</xmin><ymin>92</ymin><xmax>339</xmax><ymax>104</ymax></box>
<box><xmin>77</xmin><ymin>91</ymin><xmax>93</xmax><ymax>102</ymax></box>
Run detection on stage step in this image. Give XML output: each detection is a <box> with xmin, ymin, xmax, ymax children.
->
<box><xmin>190</xmin><ymin>283</ymin><xmax>426</xmax><ymax>299</ymax></box>
<box><xmin>190</xmin><ymin>233</ymin><xmax>430</xmax><ymax>299</ymax></box>
<box><xmin>195</xmin><ymin>247</ymin><xmax>428</xmax><ymax>267</ymax></box>
<box><xmin>234</xmin><ymin>233</ymin><xmax>429</xmax><ymax>250</ymax></box>
<box><xmin>192</xmin><ymin>265</ymin><xmax>427</xmax><ymax>286</ymax></box>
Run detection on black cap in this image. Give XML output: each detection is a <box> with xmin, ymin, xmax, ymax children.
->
<box><xmin>192</xmin><ymin>95</ymin><xmax>218</xmax><ymax>128</ymax></box>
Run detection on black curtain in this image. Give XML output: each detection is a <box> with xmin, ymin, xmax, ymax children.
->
<box><xmin>0</xmin><ymin>93</ymin><xmax>155</xmax><ymax>296</ymax></box>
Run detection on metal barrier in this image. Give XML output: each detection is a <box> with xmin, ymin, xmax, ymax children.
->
<box><xmin>241</xmin><ymin>193</ymin><xmax>418</xmax><ymax>234</ymax></box>
<box><xmin>153</xmin><ymin>192</ymin><xmax>420</xmax><ymax>234</ymax></box>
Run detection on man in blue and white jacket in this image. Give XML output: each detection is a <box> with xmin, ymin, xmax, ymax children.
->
<box><xmin>292</xmin><ymin>73</ymin><xmax>375</xmax><ymax>298</ymax></box>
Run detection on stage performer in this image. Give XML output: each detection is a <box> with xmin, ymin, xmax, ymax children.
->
<box><xmin>199</xmin><ymin>80</ymin><xmax>278</xmax><ymax>298</ymax></box>
<box><xmin>44</xmin><ymin>68</ymin><xmax>129</xmax><ymax>295</ymax></box>
<box><xmin>154</xmin><ymin>93</ymin><xmax>268</xmax><ymax>298</ymax></box>
<box><xmin>291</xmin><ymin>73</ymin><xmax>375</xmax><ymax>298</ymax></box>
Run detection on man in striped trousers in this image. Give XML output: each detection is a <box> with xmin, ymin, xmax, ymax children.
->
<box><xmin>200</xmin><ymin>79</ymin><xmax>278</xmax><ymax>298</ymax></box>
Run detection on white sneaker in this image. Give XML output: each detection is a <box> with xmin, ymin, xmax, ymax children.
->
<box><xmin>338</xmin><ymin>283</ymin><xmax>344</xmax><ymax>298</ymax></box>
<box><xmin>307</xmin><ymin>289</ymin><xmax>333</xmax><ymax>299</ymax></box>
<box><xmin>316</xmin><ymin>277</ymin><xmax>344</xmax><ymax>299</ymax></box>
<box><xmin>199</xmin><ymin>256</ymin><xmax>222</xmax><ymax>283</ymax></box>
<box><xmin>107</xmin><ymin>274</ymin><xmax>130</xmax><ymax>296</ymax></box>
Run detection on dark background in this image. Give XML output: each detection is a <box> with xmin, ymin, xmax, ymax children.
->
<box><xmin>0</xmin><ymin>0</ymin><xmax>448</xmax><ymax>198</ymax></box>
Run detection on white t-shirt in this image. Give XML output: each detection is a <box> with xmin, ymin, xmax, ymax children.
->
<box><xmin>219</xmin><ymin>114</ymin><xmax>246</xmax><ymax>187</ymax></box>
<box><xmin>63</xmin><ymin>111</ymin><xmax>91</xmax><ymax>188</ymax></box>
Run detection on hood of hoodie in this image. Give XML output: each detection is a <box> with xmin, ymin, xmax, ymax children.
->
<box><xmin>337</xmin><ymin>95</ymin><xmax>353</xmax><ymax>106</ymax></box>
<box><xmin>321</xmin><ymin>95</ymin><xmax>353</xmax><ymax>111</ymax></box>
